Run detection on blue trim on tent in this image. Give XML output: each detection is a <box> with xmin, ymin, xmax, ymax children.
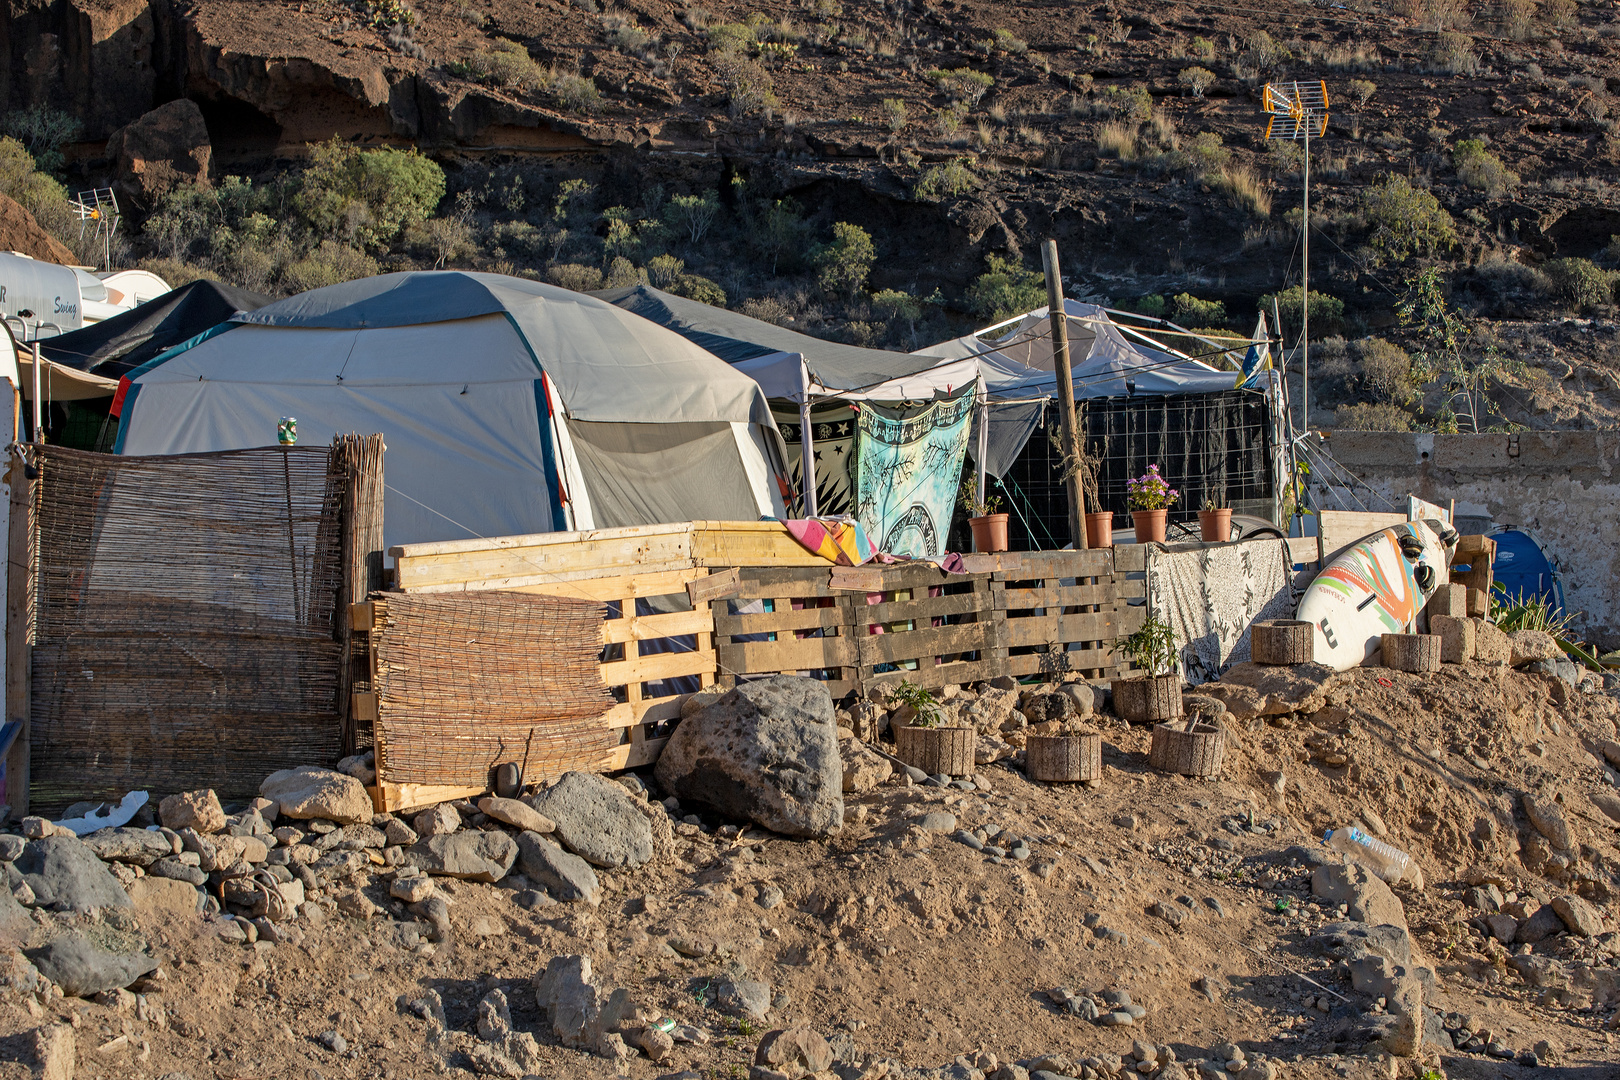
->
<box><xmin>533</xmin><ymin>379</ymin><xmax>567</xmax><ymax>531</ymax></box>
<box><xmin>111</xmin><ymin>382</ymin><xmax>140</xmax><ymax>453</ymax></box>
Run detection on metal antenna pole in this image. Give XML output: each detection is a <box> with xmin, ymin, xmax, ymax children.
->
<box><xmin>1302</xmin><ymin>120</ymin><xmax>1310</xmax><ymax>435</ymax></box>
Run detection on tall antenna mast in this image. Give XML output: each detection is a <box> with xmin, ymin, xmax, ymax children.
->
<box><xmin>1262</xmin><ymin>80</ymin><xmax>1328</xmax><ymax>434</ymax></box>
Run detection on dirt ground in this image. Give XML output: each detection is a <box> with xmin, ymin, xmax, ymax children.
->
<box><xmin>3</xmin><ymin>662</ymin><xmax>1619</xmax><ymax>1080</ymax></box>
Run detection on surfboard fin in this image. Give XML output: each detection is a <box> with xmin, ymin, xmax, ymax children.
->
<box><xmin>1399</xmin><ymin>536</ymin><xmax>1424</xmax><ymax>561</ymax></box>
<box><xmin>1414</xmin><ymin>564</ymin><xmax>1436</xmax><ymax>591</ymax></box>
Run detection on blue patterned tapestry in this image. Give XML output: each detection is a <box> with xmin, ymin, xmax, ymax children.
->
<box><xmin>854</xmin><ymin>386</ymin><xmax>976</xmax><ymax>558</ymax></box>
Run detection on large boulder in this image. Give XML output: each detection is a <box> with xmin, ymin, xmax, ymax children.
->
<box><xmin>104</xmin><ymin>98</ymin><xmax>212</xmax><ymax>204</ymax></box>
<box><xmin>0</xmin><ymin>192</ymin><xmax>75</xmax><ymax>263</ymax></box>
<box><xmin>535</xmin><ymin>954</ymin><xmax>604</xmax><ymax>1050</ymax></box>
<box><xmin>80</xmin><ymin>828</ymin><xmax>172</xmax><ymax>866</ymax></box>
<box><xmin>515</xmin><ymin>832</ymin><xmax>599</xmax><ymax>904</ymax></box>
<box><xmin>654</xmin><ymin>675</ymin><xmax>844</xmax><ymax>838</ymax></box>
<box><xmin>13</xmin><ymin>837</ymin><xmax>132</xmax><ymax>912</ymax></box>
<box><xmin>405</xmin><ymin>832</ymin><xmax>517</xmax><ymax>883</ymax></box>
<box><xmin>25</xmin><ymin>933</ymin><xmax>157</xmax><ymax>997</ymax></box>
<box><xmin>529</xmin><ymin>772</ymin><xmax>654</xmax><ymax>869</ymax></box>
<box><xmin>1508</xmin><ymin>629</ymin><xmax>1560</xmax><ymax>666</ymax></box>
<box><xmin>0</xmin><ymin>881</ymin><xmax>30</xmax><ymax>936</ymax></box>
<box><xmin>158</xmin><ymin>789</ymin><xmax>226</xmax><ymax>834</ymax></box>
<box><xmin>1198</xmin><ymin>662</ymin><xmax>1347</xmax><ymax>719</ymax></box>
<box><xmin>259</xmin><ymin>766</ymin><xmax>373</xmax><ymax>824</ymax></box>
<box><xmin>1523</xmin><ymin>793</ymin><xmax>1575</xmax><ymax>851</ymax></box>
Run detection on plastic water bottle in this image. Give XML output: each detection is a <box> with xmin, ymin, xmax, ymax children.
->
<box><xmin>1323</xmin><ymin>826</ymin><xmax>1411</xmax><ymax>884</ymax></box>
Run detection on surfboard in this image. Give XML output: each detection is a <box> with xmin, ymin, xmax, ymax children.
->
<box><xmin>1296</xmin><ymin>519</ymin><xmax>1458</xmax><ymax>671</ymax></box>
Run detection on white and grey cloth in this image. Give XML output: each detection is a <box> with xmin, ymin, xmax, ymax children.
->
<box><xmin>1146</xmin><ymin>539</ymin><xmax>1294</xmax><ymax>685</ymax></box>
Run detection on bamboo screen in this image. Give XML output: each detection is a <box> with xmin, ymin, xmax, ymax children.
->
<box><xmin>30</xmin><ymin>445</ymin><xmax>347</xmax><ymax>808</ymax></box>
<box><xmin>371</xmin><ymin>592</ymin><xmax>615</xmax><ymax>788</ymax></box>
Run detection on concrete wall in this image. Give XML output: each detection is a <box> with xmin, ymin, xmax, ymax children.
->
<box><xmin>1322</xmin><ymin>431</ymin><xmax>1620</xmax><ymax>651</ymax></box>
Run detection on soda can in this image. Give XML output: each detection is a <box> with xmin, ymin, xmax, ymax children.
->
<box><xmin>278</xmin><ymin>417</ymin><xmax>298</xmax><ymax>445</ymax></box>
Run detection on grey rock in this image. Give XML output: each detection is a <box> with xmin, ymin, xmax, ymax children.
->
<box><xmin>405</xmin><ymin>831</ymin><xmax>517</xmax><ymax>883</ymax></box>
<box><xmin>1551</xmin><ymin>894</ymin><xmax>1605</xmax><ymax>937</ymax></box>
<box><xmin>1311</xmin><ymin>862</ymin><xmax>1406</xmax><ymax>930</ymax></box>
<box><xmin>756</xmin><ymin>884</ymin><xmax>784</xmax><ymax>909</ymax></box>
<box><xmin>1522</xmin><ymin>793</ymin><xmax>1574</xmax><ymax>852</ymax></box>
<box><xmin>0</xmin><ymin>883</ymin><xmax>29</xmax><ymax>934</ymax></box>
<box><xmin>320</xmin><ymin>1030</ymin><xmax>348</xmax><ymax>1053</ymax></box>
<box><xmin>535</xmin><ymin>953</ymin><xmax>604</xmax><ymax>1050</ymax></box>
<box><xmin>0</xmin><ymin>835</ymin><xmax>24</xmax><ymax>862</ymax></box>
<box><xmin>149</xmin><ymin>857</ymin><xmax>208</xmax><ymax>886</ymax></box>
<box><xmin>1515</xmin><ymin>905</ymin><xmax>1566</xmax><ymax>945</ymax></box>
<box><xmin>530</xmin><ymin>771</ymin><xmax>655</xmax><ymax>869</ymax></box>
<box><xmin>1098</xmin><ymin>1010</ymin><xmax>1134</xmax><ymax>1026</ymax></box>
<box><xmin>1058</xmin><ymin>681</ymin><xmax>1096</xmax><ymax>716</ymax></box>
<box><xmin>25</xmin><ymin>933</ymin><xmax>158</xmax><ymax>997</ymax></box>
<box><xmin>79</xmin><ymin>828</ymin><xmax>173</xmax><ymax>866</ymax></box>
<box><xmin>915</xmin><ymin>812</ymin><xmax>957</xmax><ymax>833</ymax></box>
<box><xmin>409</xmin><ymin>897</ymin><xmax>452</xmax><ymax>941</ymax></box>
<box><xmin>954</xmin><ymin>830</ymin><xmax>984</xmax><ymax>851</ymax></box>
<box><xmin>1306</xmin><ymin>921</ymin><xmax>1413</xmax><ymax>967</ymax></box>
<box><xmin>515</xmin><ymin>832</ymin><xmax>599</xmax><ymax>904</ymax></box>
<box><xmin>14</xmin><ymin>836</ymin><xmax>132</xmax><ymax>911</ymax></box>
<box><xmin>717</xmin><ymin>978</ymin><xmax>772</xmax><ymax>1020</ymax></box>
<box><xmin>654</xmin><ymin>674</ymin><xmax>843</xmax><ymax>839</ymax></box>
<box><xmin>904</xmin><ymin>765</ymin><xmax>928</xmax><ymax>783</ymax></box>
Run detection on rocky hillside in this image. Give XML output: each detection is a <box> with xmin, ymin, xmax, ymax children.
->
<box><xmin>7</xmin><ymin>0</ymin><xmax>1620</xmax><ymax>429</ymax></box>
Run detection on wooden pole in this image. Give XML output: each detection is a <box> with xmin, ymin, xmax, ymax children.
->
<box><xmin>1042</xmin><ymin>240</ymin><xmax>1087</xmax><ymax>550</ymax></box>
<box><xmin>6</xmin><ymin>437</ymin><xmax>33</xmax><ymax>820</ymax></box>
<box><xmin>798</xmin><ymin>396</ymin><xmax>818</xmax><ymax>518</ymax></box>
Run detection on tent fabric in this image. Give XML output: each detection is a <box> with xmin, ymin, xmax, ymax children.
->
<box><xmin>969</xmin><ymin>400</ymin><xmax>1045</xmax><ymax>479</ymax></box>
<box><xmin>115</xmin><ymin>274</ymin><xmax>789</xmax><ymax>549</ymax></box>
<box><xmin>234</xmin><ymin>272</ymin><xmax>773</xmax><ymax>426</ymax></box>
<box><xmin>42</xmin><ymin>279</ymin><xmax>271</xmax><ymax>379</ymax></box>
<box><xmin>565</xmin><ymin>420</ymin><xmax>760</xmax><ymax>529</ymax></box>
<box><xmin>593</xmin><ymin>284</ymin><xmax>972</xmax><ymax>401</ymax></box>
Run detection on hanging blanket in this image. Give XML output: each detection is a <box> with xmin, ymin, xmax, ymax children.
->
<box><xmin>854</xmin><ymin>386</ymin><xmax>975</xmax><ymax>559</ymax></box>
<box><xmin>1146</xmin><ymin>540</ymin><xmax>1294</xmax><ymax>685</ymax></box>
<box><xmin>781</xmin><ymin>517</ymin><xmax>877</xmax><ymax>566</ymax></box>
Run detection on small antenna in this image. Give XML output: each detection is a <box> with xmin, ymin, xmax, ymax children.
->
<box><xmin>1262</xmin><ymin>80</ymin><xmax>1328</xmax><ymax>435</ymax></box>
<box><xmin>71</xmin><ymin>188</ymin><xmax>121</xmax><ymax>272</ymax></box>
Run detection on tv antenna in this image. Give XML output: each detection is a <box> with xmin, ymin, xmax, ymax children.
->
<box><xmin>71</xmin><ymin>188</ymin><xmax>121</xmax><ymax>271</ymax></box>
<box><xmin>1262</xmin><ymin>80</ymin><xmax>1328</xmax><ymax>434</ymax></box>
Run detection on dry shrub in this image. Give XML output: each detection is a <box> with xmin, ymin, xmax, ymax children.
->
<box><xmin>1213</xmin><ymin>165</ymin><xmax>1271</xmax><ymax>217</ymax></box>
<box><xmin>1096</xmin><ymin>122</ymin><xmax>1138</xmax><ymax>160</ymax></box>
<box><xmin>1336</xmin><ymin>402</ymin><xmax>1415</xmax><ymax>430</ymax></box>
<box><xmin>1356</xmin><ymin>338</ymin><xmax>1416</xmax><ymax>403</ymax></box>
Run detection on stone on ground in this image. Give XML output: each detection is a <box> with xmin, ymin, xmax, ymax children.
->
<box><xmin>1522</xmin><ymin>793</ymin><xmax>1574</xmax><ymax>851</ymax></box>
<box><xmin>838</xmin><ymin>735</ymin><xmax>892</xmax><ymax>793</ymax></box>
<box><xmin>25</xmin><ymin>933</ymin><xmax>159</xmax><ymax>997</ymax></box>
<box><xmin>30</xmin><ymin>1024</ymin><xmax>75</xmax><ymax>1080</ymax></box>
<box><xmin>1310</xmin><ymin>861</ymin><xmax>1406</xmax><ymax>930</ymax></box>
<box><xmin>158</xmin><ymin>789</ymin><xmax>226</xmax><ymax>834</ymax></box>
<box><xmin>258</xmin><ymin>766</ymin><xmax>373</xmax><ymax>824</ymax></box>
<box><xmin>413</xmin><ymin>803</ymin><xmax>461</xmax><ymax>838</ymax></box>
<box><xmin>13</xmin><ymin>836</ymin><xmax>133</xmax><ymax>912</ymax></box>
<box><xmin>80</xmin><ymin>827</ymin><xmax>173</xmax><ymax>866</ymax></box>
<box><xmin>755</xmin><ymin>1025</ymin><xmax>834</xmax><ymax>1078</ymax></box>
<box><xmin>535</xmin><ymin>954</ymin><xmax>605</xmax><ymax>1051</ymax></box>
<box><xmin>654</xmin><ymin>674</ymin><xmax>843</xmax><ymax>839</ymax></box>
<box><xmin>477</xmin><ymin>796</ymin><xmax>555</xmax><ymax>834</ymax></box>
<box><xmin>405</xmin><ymin>831</ymin><xmax>517</xmax><ymax>883</ymax></box>
<box><xmin>126</xmin><ymin>876</ymin><xmax>202</xmax><ymax>920</ymax></box>
<box><xmin>1507</xmin><ymin>629</ymin><xmax>1560</xmax><ymax>665</ymax></box>
<box><xmin>1551</xmin><ymin>894</ymin><xmax>1605</xmax><ymax>937</ymax></box>
<box><xmin>530</xmin><ymin>771</ymin><xmax>654</xmax><ymax>868</ymax></box>
<box><xmin>515</xmin><ymin>832</ymin><xmax>599</xmax><ymax>904</ymax></box>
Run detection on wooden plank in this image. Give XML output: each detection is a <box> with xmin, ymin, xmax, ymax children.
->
<box><xmin>731</xmin><ymin>575</ymin><xmax>839</xmax><ymax>601</ymax></box>
<box><xmin>1114</xmin><ymin>605</ymin><xmax>1147</xmax><ymax>635</ymax></box>
<box><xmin>512</xmin><ymin>567</ymin><xmax>707</xmax><ymax>603</ymax></box>
<box><xmin>1318</xmin><ymin>510</ymin><xmax>1406</xmax><ymax>564</ymax></box>
<box><xmin>960</xmin><ymin>553</ymin><xmax>1024</xmax><ymax>574</ymax></box>
<box><xmin>1114</xmin><ymin>577</ymin><xmax>1147</xmax><ymax>600</ymax></box>
<box><xmin>371</xmin><ymin>781</ymin><xmax>489</xmax><ymax>814</ymax></box>
<box><xmin>4</xmin><ymin>446</ymin><xmax>29</xmax><ymax>820</ymax></box>
<box><xmin>392</xmin><ymin>524</ymin><xmax>696</xmax><ymax>592</ymax></box>
<box><xmin>829</xmin><ymin>566</ymin><xmax>889</xmax><ymax>592</ymax></box>
<box><xmin>1453</xmin><ymin>534</ymin><xmax>1494</xmax><ymax>560</ymax></box>
<box><xmin>1006</xmin><ymin>647</ymin><xmax>1118</xmax><ymax>677</ymax></box>
<box><xmin>599</xmin><ymin>647</ymin><xmax>714</xmax><ymax>688</ymax></box>
<box><xmin>863</xmin><ymin>658</ymin><xmax>997</xmax><ymax>692</ymax></box>
<box><xmin>351</xmin><ymin>692</ymin><xmax>378</xmax><ymax>724</ymax></box>
<box><xmin>686</xmin><ymin>567</ymin><xmax>738</xmax><ymax>605</ymax></box>
<box><xmin>349</xmin><ymin>599</ymin><xmax>387</xmax><ymax>632</ymax></box>
<box><xmin>600</xmin><ymin>607</ymin><xmax>714</xmax><ymax>645</ymax></box>
<box><xmin>1285</xmin><ymin>535</ymin><xmax>1321</xmax><ymax>568</ymax></box>
<box><xmin>995</xmin><ymin>581</ymin><xmax>1118</xmax><ymax>610</ymax></box>
<box><xmin>849</xmin><ymin>622</ymin><xmax>989</xmax><ymax>666</ymax></box>
<box><xmin>1003</xmin><ymin>609</ymin><xmax>1119</xmax><ymax>648</ymax></box>
<box><xmin>854</xmin><ymin>591</ymin><xmax>993</xmax><ymax>625</ymax></box>
<box><xmin>718</xmin><ymin>634</ymin><xmax>853</xmax><ymax>673</ymax></box>
<box><xmin>690</xmin><ymin>520</ymin><xmax>831</xmax><ymax>567</ymax></box>
<box><xmin>607</xmin><ymin>734</ymin><xmax>671</xmax><ymax>771</ymax></box>
<box><xmin>714</xmin><ymin>605</ymin><xmax>847</xmax><ymax>636</ymax></box>
<box><xmin>601</xmin><ymin>694</ymin><xmax>688</xmax><ymax>729</ymax></box>
<box><xmin>1111</xmin><ymin>544</ymin><xmax>1147</xmax><ymax>573</ymax></box>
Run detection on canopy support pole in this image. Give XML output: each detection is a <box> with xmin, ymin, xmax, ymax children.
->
<box><xmin>975</xmin><ymin>389</ymin><xmax>989</xmax><ymax>509</ymax></box>
<box><xmin>799</xmin><ymin>397</ymin><xmax>817</xmax><ymax>518</ymax></box>
<box><xmin>1042</xmin><ymin>240</ymin><xmax>1087</xmax><ymax>550</ymax></box>
<box><xmin>30</xmin><ymin>342</ymin><xmax>41</xmax><ymax>443</ymax></box>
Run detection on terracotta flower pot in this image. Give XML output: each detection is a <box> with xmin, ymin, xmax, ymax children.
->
<box><xmin>1110</xmin><ymin>673</ymin><xmax>1182</xmax><ymax>723</ymax></box>
<box><xmin>1198</xmin><ymin>508</ymin><xmax>1233</xmax><ymax>543</ymax></box>
<box><xmin>1084</xmin><ymin>511</ymin><xmax>1114</xmax><ymax>549</ymax></box>
<box><xmin>1130</xmin><ymin>508</ymin><xmax>1168</xmax><ymax>544</ymax></box>
<box><xmin>969</xmin><ymin>513</ymin><xmax>1010</xmax><ymax>553</ymax></box>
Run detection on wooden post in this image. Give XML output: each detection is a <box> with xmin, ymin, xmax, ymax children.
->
<box><xmin>798</xmin><ymin>397</ymin><xmax>818</xmax><ymax>518</ymax></box>
<box><xmin>5</xmin><ymin>443</ymin><xmax>33</xmax><ymax>819</ymax></box>
<box><xmin>1041</xmin><ymin>240</ymin><xmax>1086</xmax><ymax>550</ymax></box>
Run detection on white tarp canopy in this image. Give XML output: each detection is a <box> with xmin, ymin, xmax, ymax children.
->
<box><xmin>113</xmin><ymin>271</ymin><xmax>789</xmax><ymax>549</ymax></box>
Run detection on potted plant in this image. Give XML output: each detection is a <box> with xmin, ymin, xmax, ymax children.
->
<box><xmin>1198</xmin><ymin>495</ymin><xmax>1233</xmax><ymax>543</ymax></box>
<box><xmin>1126</xmin><ymin>465</ymin><xmax>1177</xmax><ymax>544</ymax></box>
<box><xmin>888</xmin><ymin>680</ymin><xmax>975</xmax><ymax>776</ymax></box>
<box><xmin>960</xmin><ymin>476</ymin><xmax>1009</xmax><ymax>553</ymax></box>
<box><xmin>1110</xmin><ymin>613</ymin><xmax>1183</xmax><ymax>723</ymax></box>
<box><xmin>1076</xmin><ymin>435</ymin><xmax>1112</xmax><ymax>549</ymax></box>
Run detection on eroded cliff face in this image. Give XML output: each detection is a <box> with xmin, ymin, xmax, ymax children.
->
<box><xmin>5</xmin><ymin>0</ymin><xmax>175</xmax><ymax>140</ymax></box>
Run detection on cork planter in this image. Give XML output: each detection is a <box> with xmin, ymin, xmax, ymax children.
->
<box><xmin>1149</xmin><ymin>716</ymin><xmax>1227</xmax><ymax>779</ymax></box>
<box><xmin>1251</xmin><ymin>619</ymin><xmax>1314</xmax><ymax>665</ymax></box>
<box><xmin>1110</xmin><ymin>673</ymin><xmax>1182</xmax><ymax>723</ymax></box>
<box><xmin>894</xmin><ymin>724</ymin><xmax>976</xmax><ymax>777</ymax></box>
<box><xmin>1381</xmin><ymin>633</ymin><xmax>1442</xmax><ymax>673</ymax></box>
<box><xmin>1025</xmin><ymin>733</ymin><xmax>1102</xmax><ymax>782</ymax></box>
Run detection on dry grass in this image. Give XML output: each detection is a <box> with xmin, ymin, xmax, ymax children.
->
<box><xmin>1096</xmin><ymin>122</ymin><xmax>1138</xmax><ymax>160</ymax></box>
<box><xmin>1212</xmin><ymin>165</ymin><xmax>1271</xmax><ymax>217</ymax></box>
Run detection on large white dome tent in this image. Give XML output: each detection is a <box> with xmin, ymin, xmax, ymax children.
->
<box><xmin>111</xmin><ymin>271</ymin><xmax>790</xmax><ymax>550</ymax></box>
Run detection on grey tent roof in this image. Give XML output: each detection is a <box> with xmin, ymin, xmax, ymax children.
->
<box><xmin>591</xmin><ymin>284</ymin><xmax>944</xmax><ymax>394</ymax></box>
<box><xmin>232</xmin><ymin>271</ymin><xmax>772</xmax><ymax>425</ymax></box>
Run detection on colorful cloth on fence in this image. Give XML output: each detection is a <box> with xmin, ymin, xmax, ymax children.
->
<box><xmin>1146</xmin><ymin>538</ymin><xmax>1293</xmax><ymax>685</ymax></box>
<box><xmin>854</xmin><ymin>386</ymin><xmax>975</xmax><ymax>559</ymax></box>
<box><xmin>782</xmin><ymin>516</ymin><xmax>877</xmax><ymax>566</ymax></box>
